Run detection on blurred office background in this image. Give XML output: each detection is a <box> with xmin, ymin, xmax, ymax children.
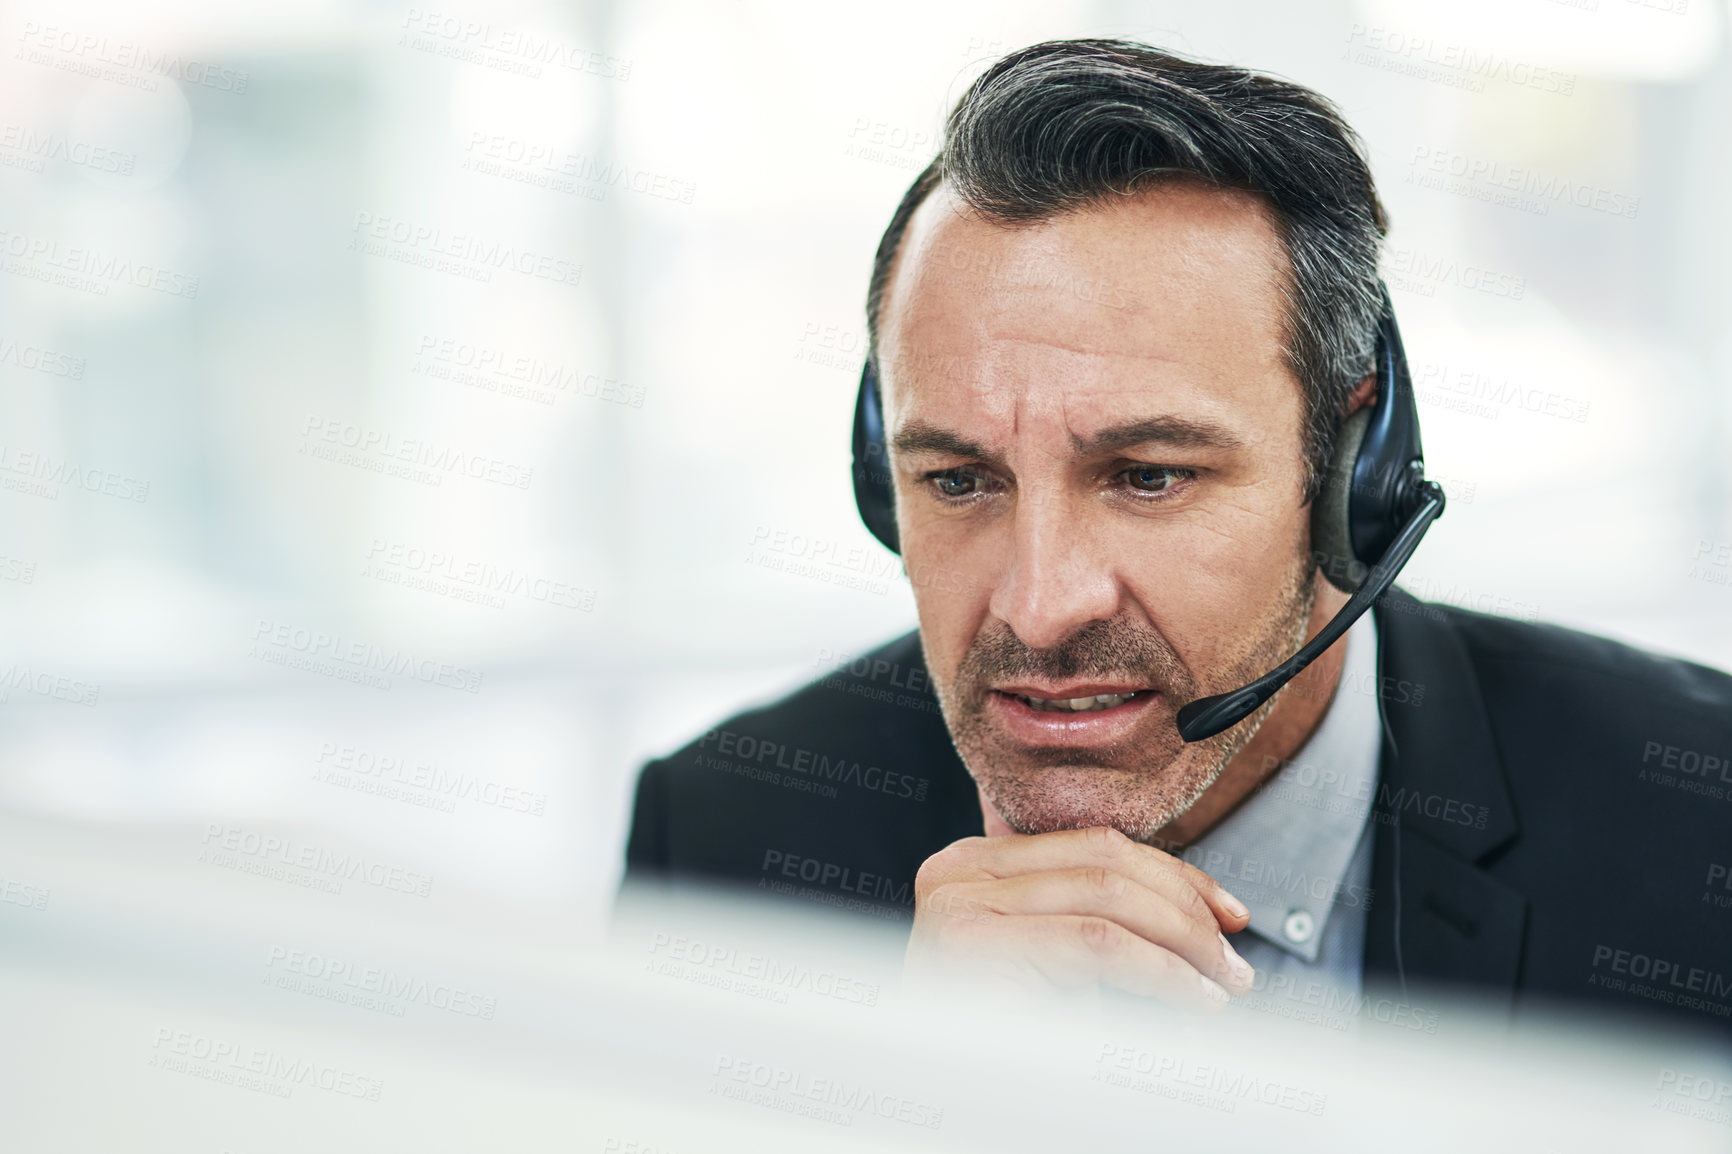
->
<box><xmin>1</xmin><ymin>0</ymin><xmax>1729</xmax><ymax>934</ymax></box>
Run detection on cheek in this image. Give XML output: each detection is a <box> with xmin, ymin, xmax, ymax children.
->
<box><xmin>899</xmin><ymin>533</ymin><xmax>994</xmax><ymax>680</ymax></box>
<box><xmin>1126</xmin><ymin>501</ymin><xmax>1308</xmax><ymax>659</ymax></box>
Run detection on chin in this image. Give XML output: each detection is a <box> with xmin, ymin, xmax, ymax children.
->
<box><xmin>975</xmin><ymin>763</ymin><xmax>1211</xmax><ymax>842</ymax></box>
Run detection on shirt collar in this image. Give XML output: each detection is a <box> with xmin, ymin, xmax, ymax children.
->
<box><xmin>1183</xmin><ymin>611</ymin><xmax>1382</xmax><ymax>963</ymax></box>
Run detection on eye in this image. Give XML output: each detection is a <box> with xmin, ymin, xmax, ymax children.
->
<box><xmin>1119</xmin><ymin>464</ymin><xmax>1192</xmax><ymax>494</ymax></box>
<box><xmin>927</xmin><ymin>468</ymin><xmax>993</xmax><ymax>500</ymax></box>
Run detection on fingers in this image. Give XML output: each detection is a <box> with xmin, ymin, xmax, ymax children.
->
<box><xmin>918</xmin><ymin>826</ymin><xmax>1252</xmax><ymax>935</ymax></box>
<box><xmin>919</xmin><ymin>869</ymin><xmax>1256</xmax><ymax>995</ymax></box>
<box><xmin>908</xmin><ymin>827</ymin><xmax>1259</xmax><ymax>1007</ymax></box>
<box><xmin>913</xmin><ymin>909</ymin><xmax>1236</xmax><ymax>1012</ymax></box>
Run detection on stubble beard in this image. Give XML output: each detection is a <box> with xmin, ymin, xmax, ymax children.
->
<box><xmin>931</xmin><ymin>559</ymin><xmax>1317</xmax><ymax>843</ymax></box>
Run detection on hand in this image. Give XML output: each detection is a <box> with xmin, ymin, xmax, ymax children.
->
<box><xmin>906</xmin><ymin>825</ymin><xmax>1255</xmax><ymax>1010</ymax></box>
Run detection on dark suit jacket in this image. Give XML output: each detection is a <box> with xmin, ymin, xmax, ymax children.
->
<box><xmin>625</xmin><ymin>587</ymin><xmax>1732</xmax><ymax>1034</ymax></box>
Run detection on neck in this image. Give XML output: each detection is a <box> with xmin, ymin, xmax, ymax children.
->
<box><xmin>1150</xmin><ymin>576</ymin><xmax>1354</xmax><ymax>848</ymax></box>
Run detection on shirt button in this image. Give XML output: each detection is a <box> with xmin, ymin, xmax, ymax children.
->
<box><xmin>1282</xmin><ymin>909</ymin><xmax>1315</xmax><ymax>944</ymax></box>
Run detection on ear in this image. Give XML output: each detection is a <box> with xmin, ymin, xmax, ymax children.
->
<box><xmin>1345</xmin><ymin>371</ymin><xmax>1377</xmax><ymax>416</ymax></box>
<box><xmin>1310</xmin><ymin>372</ymin><xmax>1381</xmax><ymax>596</ymax></box>
<box><xmin>1310</xmin><ymin>407</ymin><xmax>1370</xmax><ymax>593</ymax></box>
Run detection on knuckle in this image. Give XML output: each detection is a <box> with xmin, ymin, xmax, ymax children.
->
<box><xmin>1080</xmin><ymin>865</ymin><xmax>1125</xmax><ymax>902</ymax></box>
<box><xmin>1081</xmin><ymin>825</ymin><xmax>1128</xmax><ymax>858</ymax></box>
<box><xmin>916</xmin><ymin>845</ymin><xmax>968</xmax><ymax>894</ymax></box>
<box><xmin>923</xmin><ymin>885</ymin><xmax>986</xmax><ymax>925</ymax></box>
<box><xmin>1145</xmin><ymin>944</ymin><xmax>1184</xmax><ymax>982</ymax></box>
<box><xmin>1176</xmin><ymin>885</ymin><xmax>1211</xmax><ymax>923</ymax></box>
<box><xmin>1074</xmin><ymin>916</ymin><xmax>1125</xmax><ymax>956</ymax></box>
<box><xmin>1181</xmin><ymin>860</ymin><xmax>1222</xmax><ymax>895</ymax></box>
<box><xmin>913</xmin><ymin>864</ymin><xmax>940</xmax><ymax>899</ymax></box>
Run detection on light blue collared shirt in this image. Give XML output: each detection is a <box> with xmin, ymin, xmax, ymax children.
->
<box><xmin>1183</xmin><ymin>612</ymin><xmax>1383</xmax><ymax>1005</ymax></box>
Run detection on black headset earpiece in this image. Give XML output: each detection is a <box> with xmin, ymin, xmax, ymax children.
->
<box><xmin>851</xmin><ymin>358</ymin><xmax>900</xmax><ymax>554</ymax></box>
<box><xmin>848</xmin><ymin>281</ymin><xmax>1445</xmax><ymax>743</ymax></box>
<box><xmin>1310</xmin><ymin>281</ymin><xmax>1433</xmax><ymax>594</ymax></box>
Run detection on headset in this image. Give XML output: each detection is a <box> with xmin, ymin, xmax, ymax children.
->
<box><xmin>849</xmin><ymin>280</ymin><xmax>1446</xmax><ymax>742</ymax></box>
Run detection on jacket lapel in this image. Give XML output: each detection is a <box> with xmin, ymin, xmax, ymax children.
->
<box><xmin>1362</xmin><ymin>589</ymin><xmax>1527</xmax><ymax>1010</ymax></box>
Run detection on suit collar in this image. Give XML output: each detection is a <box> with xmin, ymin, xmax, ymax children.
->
<box><xmin>1363</xmin><ymin>588</ymin><xmax>1528</xmax><ymax>1005</ymax></box>
<box><xmin>1373</xmin><ymin>587</ymin><xmax>1518</xmax><ymax>860</ymax></box>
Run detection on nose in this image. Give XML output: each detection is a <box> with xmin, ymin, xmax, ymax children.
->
<box><xmin>986</xmin><ymin>486</ymin><xmax>1122</xmax><ymax>650</ymax></box>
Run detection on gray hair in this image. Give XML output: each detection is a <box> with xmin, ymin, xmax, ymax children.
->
<box><xmin>865</xmin><ymin>39</ymin><xmax>1389</xmax><ymax>503</ymax></box>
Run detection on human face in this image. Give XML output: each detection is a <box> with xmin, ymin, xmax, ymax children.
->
<box><xmin>876</xmin><ymin>179</ymin><xmax>1317</xmax><ymax>840</ymax></box>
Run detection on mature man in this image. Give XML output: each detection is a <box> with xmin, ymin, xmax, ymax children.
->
<box><xmin>625</xmin><ymin>41</ymin><xmax>1732</xmax><ymax>1032</ymax></box>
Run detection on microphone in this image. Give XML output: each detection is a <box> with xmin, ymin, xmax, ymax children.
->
<box><xmin>1175</xmin><ymin>482</ymin><xmax>1446</xmax><ymax>743</ymax></box>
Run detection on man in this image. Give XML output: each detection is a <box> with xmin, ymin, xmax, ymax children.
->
<box><xmin>625</xmin><ymin>40</ymin><xmax>1732</xmax><ymax>1032</ymax></box>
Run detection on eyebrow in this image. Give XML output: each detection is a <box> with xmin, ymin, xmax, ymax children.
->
<box><xmin>891</xmin><ymin>421</ymin><xmax>996</xmax><ymax>461</ymax></box>
<box><xmin>890</xmin><ymin>415</ymin><xmax>1244</xmax><ymax>462</ymax></box>
<box><xmin>1073</xmin><ymin>416</ymin><xmax>1245</xmax><ymax>455</ymax></box>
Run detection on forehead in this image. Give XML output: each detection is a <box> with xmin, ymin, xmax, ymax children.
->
<box><xmin>877</xmin><ymin>180</ymin><xmax>1294</xmax><ymax>424</ymax></box>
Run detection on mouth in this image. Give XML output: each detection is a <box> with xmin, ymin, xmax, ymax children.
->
<box><xmin>1010</xmin><ymin>691</ymin><xmax>1144</xmax><ymax>713</ymax></box>
<box><xmin>985</xmin><ymin>684</ymin><xmax>1163</xmax><ymax>747</ymax></box>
